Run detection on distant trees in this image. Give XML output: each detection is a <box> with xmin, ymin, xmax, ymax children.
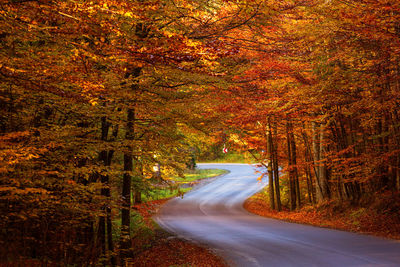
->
<box><xmin>215</xmin><ymin>0</ymin><xmax>400</xmax><ymax>210</ymax></box>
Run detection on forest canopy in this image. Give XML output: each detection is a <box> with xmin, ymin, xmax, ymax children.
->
<box><xmin>1</xmin><ymin>0</ymin><xmax>399</xmax><ymax>265</ymax></box>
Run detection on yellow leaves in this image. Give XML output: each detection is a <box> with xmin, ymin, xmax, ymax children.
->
<box><xmin>123</xmin><ymin>10</ymin><xmax>140</xmax><ymax>19</ymax></box>
<box><xmin>2</xmin><ymin>150</ymin><xmax>39</xmax><ymax>165</ymax></box>
<box><xmin>0</xmin><ymin>64</ymin><xmax>26</xmax><ymax>74</ymax></box>
<box><xmin>79</xmin><ymin>81</ymin><xmax>105</xmax><ymax>103</ymax></box>
<box><xmin>184</xmin><ymin>38</ymin><xmax>201</xmax><ymax>48</ymax></box>
<box><xmin>163</xmin><ymin>31</ymin><xmax>175</xmax><ymax>38</ymax></box>
<box><xmin>199</xmin><ymin>56</ymin><xmax>220</xmax><ymax>70</ymax></box>
<box><xmin>230</xmin><ymin>134</ymin><xmax>247</xmax><ymax>145</ymax></box>
<box><xmin>124</xmin><ymin>11</ymin><xmax>134</xmax><ymax>18</ymax></box>
<box><xmin>257</xmin><ymin>173</ymin><xmax>266</xmax><ymax>182</ymax></box>
<box><xmin>72</xmin><ymin>48</ymin><xmax>80</xmax><ymax>58</ymax></box>
<box><xmin>89</xmin><ymin>99</ymin><xmax>98</xmax><ymax>106</ymax></box>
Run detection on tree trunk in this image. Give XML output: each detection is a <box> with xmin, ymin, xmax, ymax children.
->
<box><xmin>286</xmin><ymin>122</ymin><xmax>296</xmax><ymax>211</ymax></box>
<box><xmin>319</xmin><ymin>123</ymin><xmax>329</xmax><ymax>199</ymax></box>
<box><xmin>98</xmin><ymin>116</ymin><xmax>116</xmax><ymax>266</ymax></box>
<box><xmin>290</xmin><ymin>130</ymin><xmax>301</xmax><ymax>209</ymax></box>
<box><xmin>106</xmin><ymin>125</ymin><xmax>118</xmax><ymax>266</ymax></box>
<box><xmin>120</xmin><ymin>67</ymin><xmax>142</xmax><ymax>262</ymax></box>
<box><xmin>272</xmin><ymin>123</ymin><xmax>282</xmax><ymax>211</ymax></box>
<box><xmin>337</xmin><ymin>174</ymin><xmax>344</xmax><ymax>202</ymax></box>
<box><xmin>305</xmin><ymin>163</ymin><xmax>313</xmax><ymax>204</ymax></box>
<box><xmin>397</xmin><ymin>156</ymin><xmax>400</xmax><ymax>191</ymax></box>
<box><xmin>266</xmin><ymin>121</ymin><xmax>275</xmax><ymax>210</ymax></box>
<box><xmin>312</xmin><ymin>122</ymin><xmax>323</xmax><ymax>202</ymax></box>
<box><xmin>301</xmin><ymin>124</ymin><xmax>315</xmax><ymax>204</ymax></box>
<box><xmin>120</xmin><ymin>108</ymin><xmax>134</xmax><ymax>259</ymax></box>
<box><xmin>98</xmin><ymin>117</ymin><xmax>109</xmax><ymax>260</ymax></box>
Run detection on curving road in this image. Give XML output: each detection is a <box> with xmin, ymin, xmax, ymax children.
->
<box><xmin>156</xmin><ymin>163</ymin><xmax>400</xmax><ymax>267</ymax></box>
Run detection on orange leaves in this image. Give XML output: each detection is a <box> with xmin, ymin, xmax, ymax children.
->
<box><xmin>245</xmin><ymin>190</ymin><xmax>400</xmax><ymax>240</ymax></box>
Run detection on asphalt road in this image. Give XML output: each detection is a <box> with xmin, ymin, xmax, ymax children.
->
<box><xmin>156</xmin><ymin>163</ymin><xmax>400</xmax><ymax>267</ymax></box>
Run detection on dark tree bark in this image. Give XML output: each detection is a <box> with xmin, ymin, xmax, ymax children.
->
<box><xmin>302</xmin><ymin>125</ymin><xmax>315</xmax><ymax>204</ymax></box>
<box><xmin>120</xmin><ymin>108</ymin><xmax>134</xmax><ymax>258</ymax></box>
<box><xmin>290</xmin><ymin>129</ymin><xmax>301</xmax><ymax>209</ymax></box>
<box><xmin>120</xmin><ymin>66</ymin><xmax>142</xmax><ymax>262</ymax></box>
<box><xmin>312</xmin><ymin>121</ymin><xmax>322</xmax><ymax>202</ymax></box>
<box><xmin>286</xmin><ymin>122</ymin><xmax>296</xmax><ymax>211</ymax></box>
<box><xmin>272</xmin><ymin>122</ymin><xmax>282</xmax><ymax>211</ymax></box>
<box><xmin>98</xmin><ymin>116</ymin><xmax>117</xmax><ymax>266</ymax></box>
<box><xmin>319</xmin><ymin>123</ymin><xmax>329</xmax><ymax>200</ymax></box>
<box><xmin>266</xmin><ymin>120</ymin><xmax>275</xmax><ymax>210</ymax></box>
<box><xmin>98</xmin><ymin>117</ymin><xmax>110</xmax><ymax>258</ymax></box>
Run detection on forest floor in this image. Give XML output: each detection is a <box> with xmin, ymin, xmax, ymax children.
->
<box><xmin>244</xmin><ymin>191</ymin><xmax>400</xmax><ymax>240</ymax></box>
<box><xmin>128</xmin><ymin>199</ymin><xmax>227</xmax><ymax>267</ymax></box>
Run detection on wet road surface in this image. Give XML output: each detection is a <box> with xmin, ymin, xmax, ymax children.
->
<box><xmin>156</xmin><ymin>163</ymin><xmax>400</xmax><ymax>267</ymax></box>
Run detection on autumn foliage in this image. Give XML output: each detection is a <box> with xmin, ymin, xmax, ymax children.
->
<box><xmin>212</xmin><ymin>0</ymin><xmax>400</xmax><ymax>212</ymax></box>
<box><xmin>0</xmin><ymin>0</ymin><xmax>258</xmax><ymax>265</ymax></box>
<box><xmin>1</xmin><ymin>0</ymin><xmax>400</xmax><ymax>265</ymax></box>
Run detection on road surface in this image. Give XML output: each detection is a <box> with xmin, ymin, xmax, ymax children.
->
<box><xmin>156</xmin><ymin>163</ymin><xmax>400</xmax><ymax>267</ymax></box>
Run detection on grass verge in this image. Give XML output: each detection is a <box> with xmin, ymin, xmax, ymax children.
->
<box><xmin>199</xmin><ymin>152</ymin><xmax>259</xmax><ymax>164</ymax></box>
<box><xmin>142</xmin><ymin>168</ymin><xmax>228</xmax><ymax>201</ymax></box>
<box><xmin>173</xmin><ymin>168</ymin><xmax>228</xmax><ymax>183</ymax></box>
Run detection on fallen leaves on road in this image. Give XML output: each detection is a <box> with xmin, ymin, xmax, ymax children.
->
<box><xmin>128</xmin><ymin>237</ymin><xmax>227</xmax><ymax>267</ymax></box>
<box><xmin>129</xmin><ymin>199</ymin><xmax>228</xmax><ymax>267</ymax></box>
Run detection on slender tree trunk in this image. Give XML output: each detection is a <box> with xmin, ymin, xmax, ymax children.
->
<box><xmin>98</xmin><ymin>215</ymin><xmax>106</xmax><ymax>258</ymax></box>
<box><xmin>290</xmin><ymin>130</ymin><xmax>301</xmax><ymax>209</ymax></box>
<box><xmin>397</xmin><ymin>160</ymin><xmax>400</xmax><ymax>191</ymax></box>
<box><xmin>98</xmin><ymin>116</ymin><xmax>117</xmax><ymax>266</ymax></box>
<box><xmin>312</xmin><ymin>122</ymin><xmax>323</xmax><ymax>202</ymax></box>
<box><xmin>272</xmin><ymin>123</ymin><xmax>282</xmax><ymax>211</ymax></box>
<box><xmin>120</xmin><ymin>67</ymin><xmax>141</xmax><ymax>262</ymax></box>
<box><xmin>337</xmin><ymin>175</ymin><xmax>344</xmax><ymax>202</ymax></box>
<box><xmin>266</xmin><ymin>121</ymin><xmax>275</xmax><ymax>210</ymax></box>
<box><xmin>98</xmin><ymin>116</ymin><xmax>110</xmax><ymax>260</ymax></box>
<box><xmin>106</xmin><ymin>140</ymin><xmax>117</xmax><ymax>265</ymax></box>
<box><xmin>391</xmin><ymin>111</ymin><xmax>400</xmax><ymax>192</ymax></box>
<box><xmin>305</xmin><ymin>164</ymin><xmax>313</xmax><ymax>204</ymax></box>
<box><xmin>302</xmin><ymin>123</ymin><xmax>315</xmax><ymax>204</ymax></box>
<box><xmin>286</xmin><ymin>122</ymin><xmax>296</xmax><ymax>211</ymax></box>
<box><xmin>120</xmin><ymin>108</ymin><xmax>134</xmax><ymax>259</ymax></box>
<box><xmin>319</xmin><ymin>123</ymin><xmax>329</xmax><ymax>199</ymax></box>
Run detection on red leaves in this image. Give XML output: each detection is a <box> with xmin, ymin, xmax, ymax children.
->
<box><xmin>245</xmin><ymin>191</ymin><xmax>400</xmax><ymax>240</ymax></box>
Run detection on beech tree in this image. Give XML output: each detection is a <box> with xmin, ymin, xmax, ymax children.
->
<box><xmin>2</xmin><ymin>0</ymin><xmax>400</xmax><ymax>264</ymax></box>
<box><xmin>0</xmin><ymin>0</ymin><xmax>266</xmax><ymax>264</ymax></box>
<box><xmin>214</xmin><ymin>0</ymin><xmax>400</xmax><ymax>211</ymax></box>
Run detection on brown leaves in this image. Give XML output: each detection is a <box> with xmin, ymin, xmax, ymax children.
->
<box><xmin>128</xmin><ymin>237</ymin><xmax>227</xmax><ymax>267</ymax></box>
<box><xmin>245</xmin><ymin>191</ymin><xmax>400</xmax><ymax>240</ymax></box>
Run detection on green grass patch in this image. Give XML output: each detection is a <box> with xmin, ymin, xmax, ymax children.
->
<box><xmin>173</xmin><ymin>168</ymin><xmax>228</xmax><ymax>183</ymax></box>
<box><xmin>199</xmin><ymin>152</ymin><xmax>259</xmax><ymax>164</ymax></box>
<box><xmin>142</xmin><ymin>187</ymin><xmax>191</xmax><ymax>202</ymax></box>
<box><xmin>141</xmin><ymin>168</ymin><xmax>228</xmax><ymax>201</ymax></box>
